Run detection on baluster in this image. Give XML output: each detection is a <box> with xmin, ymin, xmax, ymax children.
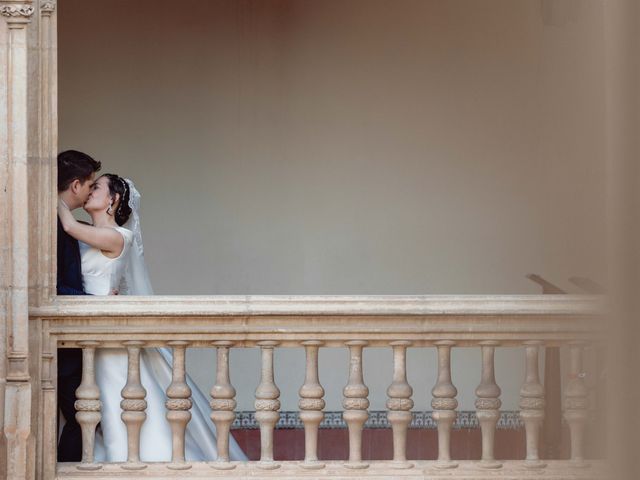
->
<box><xmin>209</xmin><ymin>341</ymin><xmax>236</xmax><ymax>470</ymax></box>
<box><xmin>475</xmin><ymin>341</ymin><xmax>502</xmax><ymax>469</ymax></box>
<box><xmin>563</xmin><ymin>342</ymin><xmax>590</xmax><ymax>467</ymax></box>
<box><xmin>298</xmin><ymin>341</ymin><xmax>325</xmax><ymax>469</ymax></box>
<box><xmin>74</xmin><ymin>341</ymin><xmax>102</xmax><ymax>470</ymax></box>
<box><xmin>519</xmin><ymin>341</ymin><xmax>546</xmax><ymax>469</ymax></box>
<box><xmin>120</xmin><ymin>341</ymin><xmax>147</xmax><ymax>470</ymax></box>
<box><xmin>386</xmin><ymin>341</ymin><xmax>413</xmax><ymax>469</ymax></box>
<box><xmin>255</xmin><ymin>341</ymin><xmax>280</xmax><ymax>469</ymax></box>
<box><xmin>543</xmin><ymin>346</ymin><xmax>562</xmax><ymax>459</ymax></box>
<box><xmin>165</xmin><ymin>341</ymin><xmax>192</xmax><ymax>470</ymax></box>
<box><xmin>342</xmin><ymin>340</ymin><xmax>369</xmax><ymax>469</ymax></box>
<box><xmin>431</xmin><ymin>340</ymin><xmax>458</xmax><ymax>469</ymax></box>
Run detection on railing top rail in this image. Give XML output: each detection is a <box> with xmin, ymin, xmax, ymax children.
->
<box><xmin>31</xmin><ymin>294</ymin><xmax>603</xmax><ymax>318</ymax></box>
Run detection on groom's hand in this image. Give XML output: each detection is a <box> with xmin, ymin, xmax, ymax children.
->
<box><xmin>110</xmin><ymin>289</ymin><xmax>119</xmax><ymax>295</ymax></box>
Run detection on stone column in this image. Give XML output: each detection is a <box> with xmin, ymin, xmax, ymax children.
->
<box><xmin>475</xmin><ymin>341</ymin><xmax>502</xmax><ymax>469</ymax></box>
<box><xmin>519</xmin><ymin>341</ymin><xmax>546</xmax><ymax>469</ymax></box>
<box><xmin>0</xmin><ymin>3</ymin><xmax>35</xmax><ymax>479</ymax></box>
<box><xmin>563</xmin><ymin>342</ymin><xmax>590</xmax><ymax>467</ymax></box>
<box><xmin>342</xmin><ymin>340</ymin><xmax>369</xmax><ymax>469</ymax></box>
<box><xmin>431</xmin><ymin>340</ymin><xmax>458</xmax><ymax>469</ymax></box>
<box><xmin>38</xmin><ymin>0</ymin><xmax>58</xmax><ymax>303</ymax></box>
<box><xmin>74</xmin><ymin>342</ymin><xmax>102</xmax><ymax>470</ymax></box>
<box><xmin>543</xmin><ymin>345</ymin><xmax>562</xmax><ymax>458</ymax></box>
<box><xmin>36</xmin><ymin>2</ymin><xmax>57</xmax><ymax>476</ymax></box>
<box><xmin>1</xmin><ymin>2</ymin><xmax>34</xmax><ymax>377</ymax></box>
<box><xmin>41</xmin><ymin>327</ymin><xmax>56</xmax><ymax>480</ymax></box>
<box><xmin>120</xmin><ymin>341</ymin><xmax>147</xmax><ymax>470</ymax></box>
<box><xmin>209</xmin><ymin>341</ymin><xmax>236</xmax><ymax>470</ymax></box>
<box><xmin>298</xmin><ymin>340</ymin><xmax>325</xmax><ymax>469</ymax></box>
<box><xmin>165</xmin><ymin>341</ymin><xmax>192</xmax><ymax>470</ymax></box>
<box><xmin>254</xmin><ymin>341</ymin><xmax>280</xmax><ymax>469</ymax></box>
<box><xmin>603</xmin><ymin>1</ymin><xmax>638</xmax><ymax>478</ymax></box>
<box><xmin>386</xmin><ymin>341</ymin><xmax>413</xmax><ymax>469</ymax></box>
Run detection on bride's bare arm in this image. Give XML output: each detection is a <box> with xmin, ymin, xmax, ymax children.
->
<box><xmin>57</xmin><ymin>199</ymin><xmax>124</xmax><ymax>255</ymax></box>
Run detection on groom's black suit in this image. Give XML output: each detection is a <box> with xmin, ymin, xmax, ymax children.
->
<box><xmin>56</xmin><ymin>217</ymin><xmax>86</xmax><ymax>462</ymax></box>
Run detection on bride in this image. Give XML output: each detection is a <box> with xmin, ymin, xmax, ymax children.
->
<box><xmin>57</xmin><ymin>173</ymin><xmax>246</xmax><ymax>463</ymax></box>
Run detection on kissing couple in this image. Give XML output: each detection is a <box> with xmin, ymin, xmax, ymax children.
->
<box><xmin>56</xmin><ymin>150</ymin><xmax>245</xmax><ymax>463</ymax></box>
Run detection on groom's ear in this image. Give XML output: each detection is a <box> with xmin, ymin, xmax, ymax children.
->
<box><xmin>69</xmin><ymin>178</ymin><xmax>81</xmax><ymax>194</ymax></box>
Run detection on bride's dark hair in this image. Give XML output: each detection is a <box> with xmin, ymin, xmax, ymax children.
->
<box><xmin>102</xmin><ymin>173</ymin><xmax>132</xmax><ymax>226</ymax></box>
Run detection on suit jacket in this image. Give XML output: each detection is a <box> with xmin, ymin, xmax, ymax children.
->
<box><xmin>57</xmin><ymin>217</ymin><xmax>86</xmax><ymax>295</ymax></box>
<box><xmin>56</xmin><ymin>216</ymin><xmax>87</xmax><ymax>377</ymax></box>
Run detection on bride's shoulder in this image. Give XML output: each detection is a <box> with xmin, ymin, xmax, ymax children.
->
<box><xmin>113</xmin><ymin>226</ymin><xmax>134</xmax><ymax>245</ymax></box>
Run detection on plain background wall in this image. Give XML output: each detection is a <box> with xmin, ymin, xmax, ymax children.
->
<box><xmin>58</xmin><ymin>0</ymin><xmax>606</xmax><ymax>410</ymax></box>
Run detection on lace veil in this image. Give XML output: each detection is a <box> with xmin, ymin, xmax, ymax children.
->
<box><xmin>119</xmin><ymin>179</ymin><xmax>154</xmax><ymax>295</ymax></box>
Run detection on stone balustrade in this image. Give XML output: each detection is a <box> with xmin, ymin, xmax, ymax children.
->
<box><xmin>29</xmin><ymin>295</ymin><xmax>605</xmax><ymax>479</ymax></box>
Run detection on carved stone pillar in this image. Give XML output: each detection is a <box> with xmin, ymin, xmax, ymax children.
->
<box><xmin>298</xmin><ymin>340</ymin><xmax>325</xmax><ymax>469</ymax></box>
<box><xmin>209</xmin><ymin>341</ymin><xmax>236</xmax><ymax>470</ymax></box>
<box><xmin>37</xmin><ymin>1</ymin><xmax>57</xmax><ymax>477</ymax></box>
<box><xmin>431</xmin><ymin>340</ymin><xmax>458</xmax><ymax>469</ymax></box>
<box><xmin>41</xmin><ymin>325</ymin><xmax>57</xmax><ymax>479</ymax></box>
<box><xmin>342</xmin><ymin>340</ymin><xmax>369</xmax><ymax>469</ymax></box>
<box><xmin>474</xmin><ymin>341</ymin><xmax>502</xmax><ymax>469</ymax></box>
<box><xmin>563</xmin><ymin>342</ymin><xmax>590</xmax><ymax>467</ymax></box>
<box><xmin>74</xmin><ymin>342</ymin><xmax>102</xmax><ymax>470</ymax></box>
<box><xmin>543</xmin><ymin>345</ymin><xmax>562</xmax><ymax>459</ymax></box>
<box><xmin>254</xmin><ymin>341</ymin><xmax>280</xmax><ymax>469</ymax></box>
<box><xmin>386</xmin><ymin>341</ymin><xmax>413</xmax><ymax>469</ymax></box>
<box><xmin>0</xmin><ymin>4</ymin><xmax>35</xmax><ymax>478</ymax></box>
<box><xmin>1</xmin><ymin>1</ymin><xmax>34</xmax><ymax>381</ymax></box>
<box><xmin>519</xmin><ymin>341</ymin><xmax>546</xmax><ymax>469</ymax></box>
<box><xmin>39</xmin><ymin>0</ymin><xmax>58</xmax><ymax>303</ymax></box>
<box><xmin>165</xmin><ymin>341</ymin><xmax>192</xmax><ymax>470</ymax></box>
<box><xmin>120</xmin><ymin>341</ymin><xmax>147</xmax><ymax>470</ymax></box>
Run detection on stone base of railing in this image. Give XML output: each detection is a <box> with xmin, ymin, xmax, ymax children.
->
<box><xmin>57</xmin><ymin>460</ymin><xmax>606</xmax><ymax>479</ymax></box>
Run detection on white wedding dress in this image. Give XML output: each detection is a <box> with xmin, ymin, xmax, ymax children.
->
<box><xmin>79</xmin><ymin>226</ymin><xmax>246</xmax><ymax>462</ymax></box>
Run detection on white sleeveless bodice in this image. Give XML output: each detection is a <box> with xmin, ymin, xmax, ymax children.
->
<box><xmin>79</xmin><ymin>226</ymin><xmax>133</xmax><ymax>295</ymax></box>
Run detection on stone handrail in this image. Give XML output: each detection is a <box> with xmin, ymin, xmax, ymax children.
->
<box><xmin>35</xmin><ymin>295</ymin><xmax>601</xmax><ymax>347</ymax></box>
<box><xmin>32</xmin><ymin>294</ymin><xmax>600</xmax><ymax>316</ymax></box>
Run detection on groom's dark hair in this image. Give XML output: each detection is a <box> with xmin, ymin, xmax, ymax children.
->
<box><xmin>57</xmin><ymin>150</ymin><xmax>102</xmax><ymax>192</ymax></box>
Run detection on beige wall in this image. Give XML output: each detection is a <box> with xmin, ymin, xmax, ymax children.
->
<box><xmin>58</xmin><ymin>0</ymin><xmax>606</xmax><ymax>409</ymax></box>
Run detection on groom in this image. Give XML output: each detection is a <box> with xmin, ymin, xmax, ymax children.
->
<box><xmin>57</xmin><ymin>150</ymin><xmax>101</xmax><ymax>461</ymax></box>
